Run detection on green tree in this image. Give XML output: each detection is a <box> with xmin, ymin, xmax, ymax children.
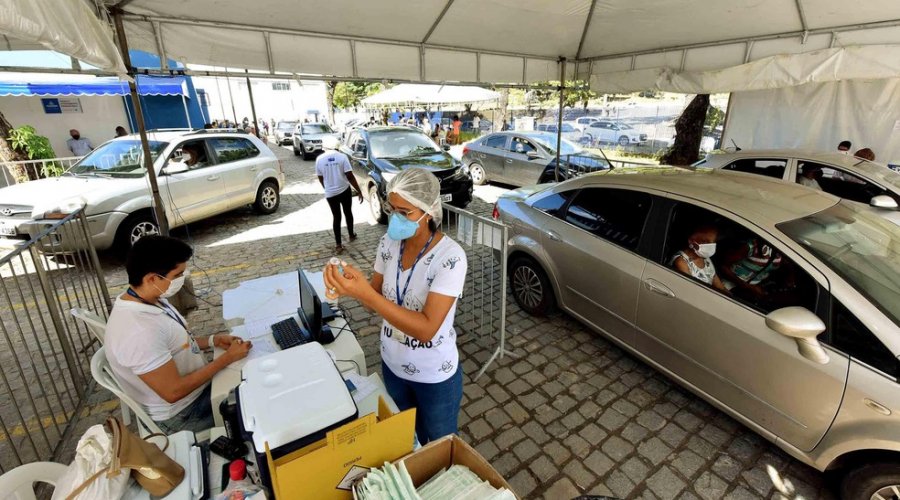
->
<box><xmin>6</xmin><ymin>124</ymin><xmax>60</xmax><ymax>180</ymax></box>
<box><xmin>333</xmin><ymin>82</ymin><xmax>384</xmax><ymax>110</ymax></box>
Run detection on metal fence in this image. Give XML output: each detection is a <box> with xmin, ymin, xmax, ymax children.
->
<box><xmin>440</xmin><ymin>204</ymin><xmax>513</xmax><ymax>380</ymax></box>
<box><xmin>0</xmin><ymin>208</ymin><xmax>110</xmax><ymax>472</ymax></box>
<box><xmin>1</xmin><ymin>156</ymin><xmax>83</xmax><ymax>187</ymax></box>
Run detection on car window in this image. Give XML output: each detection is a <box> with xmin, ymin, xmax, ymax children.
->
<box><xmin>510</xmin><ymin>137</ymin><xmax>537</xmax><ymax>154</ymax></box>
<box><xmin>561</xmin><ymin>124</ymin><xmax>576</xmax><ymax>132</ymax></box>
<box><xmin>563</xmin><ymin>188</ymin><xmax>651</xmax><ymax>251</ymax></box>
<box><xmin>169</xmin><ymin>140</ymin><xmax>212</xmax><ymax>170</ymax></box>
<box><xmin>824</xmin><ymin>301</ymin><xmax>897</xmax><ymax>379</ymax></box>
<box><xmin>209</xmin><ymin>138</ymin><xmax>260</xmax><ymax>164</ymax></box>
<box><xmin>663</xmin><ymin>203</ymin><xmax>818</xmax><ymax>314</ymax></box>
<box><xmin>721</xmin><ymin>158</ymin><xmax>787</xmax><ymax>178</ymax></box>
<box><xmin>796</xmin><ymin>161</ymin><xmax>893</xmax><ymax>204</ymax></box>
<box><xmin>350</xmin><ymin>136</ymin><xmax>367</xmax><ymax>157</ymax></box>
<box><xmin>70</xmin><ymin>140</ymin><xmax>167</xmax><ymax>177</ymax></box>
<box><xmin>483</xmin><ymin>135</ymin><xmax>507</xmax><ymax>150</ymax></box>
<box><xmin>302</xmin><ymin>124</ymin><xmax>333</xmax><ymax>134</ymax></box>
<box><xmin>531</xmin><ymin>190</ymin><xmax>574</xmax><ymax>217</ymax></box>
<box><xmin>368</xmin><ymin>130</ymin><xmax>440</xmax><ymax>158</ymax></box>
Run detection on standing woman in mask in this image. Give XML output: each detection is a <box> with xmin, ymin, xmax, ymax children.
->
<box><xmin>670</xmin><ymin>224</ymin><xmax>729</xmax><ymax>293</ymax></box>
<box><xmin>324</xmin><ymin>168</ymin><xmax>467</xmax><ymax>444</ymax></box>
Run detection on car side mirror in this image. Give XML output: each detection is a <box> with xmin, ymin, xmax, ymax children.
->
<box><xmin>443</xmin><ymin>144</ymin><xmax>451</xmax><ymax>151</ymax></box>
<box><xmin>527</xmin><ymin>151</ymin><xmax>541</xmax><ymax>160</ymax></box>
<box><xmin>765</xmin><ymin>307</ymin><xmax>829</xmax><ymax>364</ymax></box>
<box><xmin>162</xmin><ymin>162</ymin><xmax>188</xmax><ymax>175</ymax></box>
<box><xmin>870</xmin><ymin>195</ymin><xmax>898</xmax><ymax>210</ymax></box>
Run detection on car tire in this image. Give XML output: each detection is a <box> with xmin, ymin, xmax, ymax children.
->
<box><xmin>841</xmin><ymin>462</ymin><xmax>900</xmax><ymax>500</ymax></box>
<box><xmin>509</xmin><ymin>256</ymin><xmax>555</xmax><ymax>316</ymax></box>
<box><xmin>253</xmin><ymin>180</ymin><xmax>280</xmax><ymax>214</ymax></box>
<box><xmin>469</xmin><ymin>163</ymin><xmax>487</xmax><ymax>185</ymax></box>
<box><xmin>114</xmin><ymin>211</ymin><xmax>159</xmax><ymax>254</ymax></box>
<box><xmin>369</xmin><ymin>185</ymin><xmax>387</xmax><ymax>224</ymax></box>
<box><xmin>618</xmin><ymin>135</ymin><xmax>629</xmax><ymax>146</ymax></box>
<box><xmin>302</xmin><ymin>150</ymin><xmax>312</xmax><ymax>161</ymax></box>
<box><xmin>292</xmin><ymin>145</ymin><xmax>300</xmax><ymax>156</ymax></box>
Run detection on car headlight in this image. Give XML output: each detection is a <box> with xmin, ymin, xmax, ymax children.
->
<box><xmin>32</xmin><ymin>197</ymin><xmax>85</xmax><ymax>220</ymax></box>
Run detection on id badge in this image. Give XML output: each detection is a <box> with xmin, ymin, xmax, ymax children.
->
<box><xmin>188</xmin><ymin>336</ymin><xmax>201</xmax><ymax>354</ymax></box>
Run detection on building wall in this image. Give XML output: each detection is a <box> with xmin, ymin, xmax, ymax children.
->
<box><xmin>0</xmin><ymin>95</ymin><xmax>129</xmax><ymax>157</ymax></box>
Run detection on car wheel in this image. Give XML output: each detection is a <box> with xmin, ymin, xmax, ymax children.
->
<box><xmin>292</xmin><ymin>145</ymin><xmax>300</xmax><ymax>156</ymax></box>
<box><xmin>115</xmin><ymin>212</ymin><xmax>159</xmax><ymax>254</ymax></box>
<box><xmin>841</xmin><ymin>462</ymin><xmax>900</xmax><ymax>500</ymax></box>
<box><xmin>509</xmin><ymin>256</ymin><xmax>555</xmax><ymax>316</ymax></box>
<box><xmin>618</xmin><ymin>135</ymin><xmax>630</xmax><ymax>146</ymax></box>
<box><xmin>369</xmin><ymin>185</ymin><xmax>387</xmax><ymax>224</ymax></box>
<box><xmin>469</xmin><ymin>163</ymin><xmax>486</xmax><ymax>185</ymax></box>
<box><xmin>302</xmin><ymin>150</ymin><xmax>312</xmax><ymax>161</ymax></box>
<box><xmin>253</xmin><ymin>180</ymin><xmax>280</xmax><ymax>214</ymax></box>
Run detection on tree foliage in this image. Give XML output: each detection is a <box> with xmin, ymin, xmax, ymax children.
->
<box><xmin>526</xmin><ymin>81</ymin><xmax>598</xmax><ymax>110</ymax></box>
<box><xmin>7</xmin><ymin>125</ymin><xmax>62</xmax><ymax>178</ymax></box>
<box><xmin>333</xmin><ymin>82</ymin><xmax>384</xmax><ymax>110</ymax></box>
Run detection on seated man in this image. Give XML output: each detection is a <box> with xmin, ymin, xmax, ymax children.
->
<box><xmin>178</xmin><ymin>143</ymin><xmax>206</xmax><ymax>169</ymax></box>
<box><xmin>105</xmin><ymin>236</ymin><xmax>251</xmax><ymax>433</ymax></box>
<box><xmin>798</xmin><ymin>165</ymin><xmax>822</xmax><ymax>190</ymax></box>
<box><xmin>670</xmin><ymin>224</ymin><xmax>729</xmax><ymax>293</ymax></box>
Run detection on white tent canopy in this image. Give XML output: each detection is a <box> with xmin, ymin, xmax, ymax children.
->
<box><xmin>361</xmin><ymin>84</ymin><xmax>500</xmax><ymax>109</ymax></box>
<box><xmin>0</xmin><ymin>0</ymin><xmax>899</xmax><ymax>93</ymax></box>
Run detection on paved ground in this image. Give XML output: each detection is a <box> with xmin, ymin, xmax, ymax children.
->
<box><xmin>40</xmin><ymin>142</ymin><xmax>837</xmax><ymax>499</ymax></box>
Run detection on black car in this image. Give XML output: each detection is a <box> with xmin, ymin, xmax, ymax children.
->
<box><xmin>340</xmin><ymin>126</ymin><xmax>474</xmax><ymax>223</ymax></box>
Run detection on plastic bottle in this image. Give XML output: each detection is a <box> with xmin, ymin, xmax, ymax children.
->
<box><xmin>325</xmin><ymin>257</ymin><xmax>346</xmax><ymax>302</ymax></box>
<box><xmin>215</xmin><ymin>459</ymin><xmax>261</xmax><ymax>500</ymax></box>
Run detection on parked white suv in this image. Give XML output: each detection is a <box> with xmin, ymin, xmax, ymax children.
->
<box><xmin>0</xmin><ymin>130</ymin><xmax>284</xmax><ymax>252</ymax></box>
<box><xmin>584</xmin><ymin>120</ymin><xmax>647</xmax><ymax>146</ymax></box>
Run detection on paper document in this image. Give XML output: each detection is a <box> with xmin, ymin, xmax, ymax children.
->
<box><xmin>344</xmin><ymin>372</ymin><xmax>377</xmax><ymax>404</ymax></box>
<box><xmin>238</xmin><ymin>315</ymin><xmax>292</xmax><ymax>340</ymax></box>
<box><xmin>245</xmin><ymin>338</ymin><xmax>279</xmax><ymax>361</ymax></box>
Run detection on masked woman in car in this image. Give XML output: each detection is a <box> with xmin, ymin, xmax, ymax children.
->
<box><xmin>324</xmin><ymin>168</ymin><xmax>467</xmax><ymax>445</ymax></box>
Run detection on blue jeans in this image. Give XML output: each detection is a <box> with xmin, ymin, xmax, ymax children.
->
<box><xmin>156</xmin><ymin>384</ymin><xmax>213</xmax><ymax>435</ymax></box>
<box><xmin>382</xmin><ymin>362</ymin><xmax>463</xmax><ymax>445</ymax></box>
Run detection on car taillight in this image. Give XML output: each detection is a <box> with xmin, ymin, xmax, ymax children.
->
<box><xmin>492</xmin><ymin>202</ymin><xmax>500</xmax><ymax>221</ymax></box>
<box><xmin>462</xmin><ymin>145</ymin><xmax>470</xmax><ymax>157</ymax></box>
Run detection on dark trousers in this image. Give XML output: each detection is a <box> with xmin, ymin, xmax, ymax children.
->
<box><xmin>326</xmin><ymin>187</ymin><xmax>354</xmax><ymax>246</ymax></box>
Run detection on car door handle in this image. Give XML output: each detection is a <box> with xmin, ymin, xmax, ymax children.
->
<box><xmin>206</xmin><ymin>175</ymin><xmax>220</xmax><ymax>181</ymax></box>
<box><xmin>643</xmin><ymin>278</ymin><xmax>675</xmax><ymax>298</ymax></box>
<box><xmin>864</xmin><ymin>399</ymin><xmax>892</xmax><ymax>416</ymax></box>
<box><xmin>505</xmin><ymin>159</ymin><xmax>513</xmax><ymax>164</ymax></box>
<box><xmin>545</xmin><ymin>229</ymin><xmax>561</xmax><ymax>242</ymax></box>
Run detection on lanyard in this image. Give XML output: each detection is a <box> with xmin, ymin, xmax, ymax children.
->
<box><xmin>395</xmin><ymin>232</ymin><xmax>436</xmax><ymax>307</ymax></box>
<box><xmin>126</xmin><ymin>288</ymin><xmax>188</xmax><ymax>331</ymax></box>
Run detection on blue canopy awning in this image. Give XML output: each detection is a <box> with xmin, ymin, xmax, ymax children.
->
<box><xmin>0</xmin><ymin>75</ymin><xmax>187</xmax><ymax>97</ymax></box>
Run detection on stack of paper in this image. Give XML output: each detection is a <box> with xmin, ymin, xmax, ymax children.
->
<box><xmin>354</xmin><ymin>463</ymin><xmax>514</xmax><ymax>500</ymax></box>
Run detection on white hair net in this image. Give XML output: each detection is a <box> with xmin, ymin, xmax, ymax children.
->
<box><xmin>322</xmin><ymin>135</ymin><xmax>340</xmax><ymax>150</ymax></box>
<box><xmin>387</xmin><ymin>168</ymin><xmax>443</xmax><ymax>226</ymax></box>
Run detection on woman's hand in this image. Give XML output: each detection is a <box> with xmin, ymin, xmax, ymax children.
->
<box><xmin>324</xmin><ymin>262</ymin><xmax>374</xmax><ymax>301</ymax></box>
<box><xmin>213</xmin><ymin>334</ymin><xmax>241</xmax><ymax>349</ymax></box>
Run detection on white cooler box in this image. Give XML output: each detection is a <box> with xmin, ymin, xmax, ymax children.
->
<box><xmin>123</xmin><ymin>430</ymin><xmax>206</xmax><ymax>500</ymax></box>
<box><xmin>237</xmin><ymin>342</ymin><xmax>358</xmax><ymax>491</ymax></box>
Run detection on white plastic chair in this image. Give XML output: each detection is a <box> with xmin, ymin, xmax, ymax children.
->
<box><xmin>91</xmin><ymin>346</ymin><xmax>162</xmax><ymax>437</ymax></box>
<box><xmin>0</xmin><ymin>461</ymin><xmax>68</xmax><ymax>500</ymax></box>
<box><xmin>70</xmin><ymin>307</ymin><xmax>107</xmax><ymax>344</ymax></box>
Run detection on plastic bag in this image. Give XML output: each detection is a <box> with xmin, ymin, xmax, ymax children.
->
<box><xmin>51</xmin><ymin>424</ymin><xmax>130</xmax><ymax>500</ymax></box>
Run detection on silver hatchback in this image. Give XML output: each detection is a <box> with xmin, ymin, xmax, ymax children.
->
<box><xmin>495</xmin><ymin>168</ymin><xmax>900</xmax><ymax>499</ymax></box>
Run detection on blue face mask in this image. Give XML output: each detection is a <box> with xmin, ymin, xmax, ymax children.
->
<box><xmin>387</xmin><ymin>212</ymin><xmax>425</xmax><ymax>240</ymax></box>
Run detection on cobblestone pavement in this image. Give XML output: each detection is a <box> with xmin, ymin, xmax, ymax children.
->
<box><xmin>46</xmin><ymin>143</ymin><xmax>836</xmax><ymax>499</ymax></box>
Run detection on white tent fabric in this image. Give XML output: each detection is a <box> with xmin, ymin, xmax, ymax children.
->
<box><xmin>722</xmin><ymin>78</ymin><xmax>900</xmax><ymax>165</ymax></box>
<box><xmin>361</xmin><ymin>84</ymin><xmax>500</xmax><ymax>109</ymax></box>
<box><xmin>0</xmin><ymin>0</ymin><xmax>126</xmax><ymax>76</ymax></box>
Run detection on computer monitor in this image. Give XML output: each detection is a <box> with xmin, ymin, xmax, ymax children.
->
<box><xmin>298</xmin><ymin>270</ymin><xmax>323</xmax><ymax>339</ymax></box>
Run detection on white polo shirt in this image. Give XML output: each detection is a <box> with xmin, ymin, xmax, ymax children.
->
<box><xmin>315</xmin><ymin>150</ymin><xmax>353</xmax><ymax>198</ymax></box>
<box><xmin>105</xmin><ymin>295</ymin><xmax>207</xmax><ymax>421</ymax></box>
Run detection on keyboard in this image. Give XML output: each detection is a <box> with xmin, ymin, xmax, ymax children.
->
<box><xmin>271</xmin><ymin>317</ymin><xmax>311</xmax><ymax>350</ymax></box>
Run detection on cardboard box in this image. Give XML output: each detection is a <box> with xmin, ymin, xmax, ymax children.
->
<box><xmin>354</xmin><ymin>434</ymin><xmax>518</xmax><ymax>499</ymax></box>
<box><xmin>265</xmin><ymin>397</ymin><xmax>415</xmax><ymax>500</ymax></box>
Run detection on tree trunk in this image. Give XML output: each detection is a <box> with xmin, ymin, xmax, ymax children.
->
<box><xmin>0</xmin><ymin>109</ymin><xmax>30</xmax><ymax>183</ymax></box>
<box><xmin>325</xmin><ymin>81</ymin><xmax>337</xmax><ymax>125</ymax></box>
<box><xmin>660</xmin><ymin>94</ymin><xmax>709</xmax><ymax>166</ymax></box>
<box><xmin>495</xmin><ymin>88</ymin><xmax>509</xmax><ymax>132</ymax></box>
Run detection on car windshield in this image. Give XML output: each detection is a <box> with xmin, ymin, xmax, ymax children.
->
<box><xmin>302</xmin><ymin>124</ymin><xmax>333</xmax><ymax>134</ymax></box>
<box><xmin>778</xmin><ymin>201</ymin><xmax>900</xmax><ymax>326</ymax></box>
<box><xmin>369</xmin><ymin>130</ymin><xmax>441</xmax><ymax>158</ymax></box>
<box><xmin>68</xmin><ymin>140</ymin><xmax>167</xmax><ymax>177</ymax></box>
<box><xmin>276</xmin><ymin>121</ymin><xmax>297</xmax><ymax>131</ymax></box>
<box><xmin>529</xmin><ymin>133</ymin><xmax>582</xmax><ymax>155</ymax></box>
<box><xmin>851</xmin><ymin>159</ymin><xmax>900</xmax><ymax>190</ymax></box>
<box><xmin>618</xmin><ymin>123</ymin><xmax>633</xmax><ymax>130</ymax></box>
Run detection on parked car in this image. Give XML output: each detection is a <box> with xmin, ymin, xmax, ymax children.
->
<box><xmin>0</xmin><ymin>130</ymin><xmax>284</xmax><ymax>252</ymax></box>
<box><xmin>273</xmin><ymin>120</ymin><xmax>299</xmax><ymax>145</ymax></box>
<box><xmin>536</xmin><ymin>123</ymin><xmax>583</xmax><ymax>142</ymax></box>
<box><xmin>584</xmin><ymin>120</ymin><xmax>647</xmax><ymax>146</ymax></box>
<box><xmin>340</xmin><ymin>126</ymin><xmax>473</xmax><ymax>224</ymax></box>
<box><xmin>462</xmin><ymin>131</ymin><xmax>610</xmax><ymax>187</ymax></box>
<box><xmin>695</xmin><ymin>150</ymin><xmax>900</xmax><ymax>225</ymax></box>
<box><xmin>566</xmin><ymin>116</ymin><xmax>601</xmax><ymax>132</ymax></box>
<box><xmin>494</xmin><ymin>168</ymin><xmax>900</xmax><ymax>498</ymax></box>
<box><xmin>292</xmin><ymin>122</ymin><xmax>340</xmax><ymax>160</ymax></box>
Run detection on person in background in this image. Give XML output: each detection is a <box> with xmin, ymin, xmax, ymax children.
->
<box><xmin>178</xmin><ymin>143</ymin><xmax>207</xmax><ymax>169</ymax></box>
<box><xmin>449</xmin><ymin>115</ymin><xmax>462</xmax><ymax>145</ymax></box>
<box><xmin>438</xmin><ymin>124</ymin><xmax>448</xmax><ymax>145</ymax></box>
<box><xmin>203</xmin><ymin>123</ymin><xmax>213</xmax><ymax>130</ymax></box>
<box><xmin>472</xmin><ymin>114</ymin><xmax>481</xmax><ymax>136</ymax></box>
<box><xmin>115</xmin><ymin>126</ymin><xmax>128</xmax><ymax>138</ymax></box>
<box><xmin>670</xmin><ymin>225</ymin><xmax>728</xmax><ymax>293</ymax></box>
<box><xmin>798</xmin><ymin>165</ymin><xmax>822</xmax><ymax>190</ymax></box>
<box><xmin>317</xmin><ymin>136</ymin><xmax>363</xmax><ymax>254</ymax></box>
<box><xmin>105</xmin><ymin>236</ymin><xmax>251</xmax><ymax>434</ymax></box>
<box><xmin>67</xmin><ymin>129</ymin><xmax>94</xmax><ymax>156</ymax></box>
<box><xmin>262</xmin><ymin>120</ymin><xmax>269</xmax><ymax>136</ymax></box>
<box><xmin>719</xmin><ymin>237</ymin><xmax>782</xmax><ymax>299</ymax></box>
<box><xmin>241</xmin><ymin>117</ymin><xmax>249</xmax><ymax>129</ymax></box>
<box><xmin>324</xmin><ymin>168</ymin><xmax>467</xmax><ymax>445</ymax></box>
<box><xmin>421</xmin><ymin>115</ymin><xmax>432</xmax><ymax>135</ymax></box>
<box><xmin>501</xmin><ymin>120</ymin><xmax>510</xmax><ymax>131</ymax></box>
<box><xmin>855</xmin><ymin>148</ymin><xmax>876</xmax><ymax>161</ymax></box>
<box><xmin>837</xmin><ymin>140</ymin><xmax>852</xmax><ymax>153</ymax></box>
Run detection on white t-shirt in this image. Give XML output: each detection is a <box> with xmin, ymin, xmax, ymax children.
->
<box><xmin>798</xmin><ymin>176</ymin><xmax>822</xmax><ymax>190</ymax></box>
<box><xmin>316</xmin><ymin>150</ymin><xmax>353</xmax><ymax>198</ymax></box>
<box><xmin>374</xmin><ymin>234</ymin><xmax>467</xmax><ymax>383</ymax></box>
<box><xmin>105</xmin><ymin>295</ymin><xmax>208</xmax><ymax>421</ymax></box>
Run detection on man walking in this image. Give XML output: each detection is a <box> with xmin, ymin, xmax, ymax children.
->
<box><xmin>66</xmin><ymin>129</ymin><xmax>93</xmax><ymax>156</ymax></box>
<box><xmin>317</xmin><ymin>136</ymin><xmax>364</xmax><ymax>254</ymax></box>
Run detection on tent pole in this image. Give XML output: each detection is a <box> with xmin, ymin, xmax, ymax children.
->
<box><xmin>245</xmin><ymin>70</ymin><xmax>260</xmax><ymax>138</ymax></box>
<box><xmin>112</xmin><ymin>9</ymin><xmax>169</xmax><ymax>236</ymax></box>
<box><xmin>224</xmin><ymin>68</ymin><xmax>238</xmax><ymax>124</ymax></box>
<box><xmin>556</xmin><ymin>57</ymin><xmax>566</xmax><ymax>182</ymax></box>
<box><xmin>181</xmin><ymin>94</ymin><xmax>192</xmax><ymax>129</ymax></box>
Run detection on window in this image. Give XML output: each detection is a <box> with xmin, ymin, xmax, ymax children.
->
<box><xmin>664</xmin><ymin>203</ymin><xmax>818</xmax><ymax>314</ymax></box>
<box><xmin>169</xmin><ymin>140</ymin><xmax>211</xmax><ymax>169</ymax></box>
<box><xmin>484</xmin><ymin>135</ymin><xmax>507</xmax><ymax>150</ymax></box>
<box><xmin>563</xmin><ymin>188</ymin><xmax>651</xmax><ymax>251</ymax></box>
<box><xmin>209</xmin><ymin>138</ymin><xmax>259</xmax><ymax>163</ymax></box>
<box><xmin>70</xmin><ymin>140</ymin><xmax>167</xmax><ymax>177</ymax></box>
<box><xmin>796</xmin><ymin>161</ymin><xmax>893</xmax><ymax>204</ymax></box>
<box><xmin>531</xmin><ymin>190</ymin><xmax>574</xmax><ymax>217</ymax></box>
<box><xmin>722</xmin><ymin>158</ymin><xmax>787</xmax><ymax>179</ymax></box>
<box><xmin>825</xmin><ymin>301</ymin><xmax>897</xmax><ymax>378</ymax></box>
<box><xmin>510</xmin><ymin>137</ymin><xmax>537</xmax><ymax>154</ymax></box>
<box><xmin>272</xmin><ymin>82</ymin><xmax>290</xmax><ymax>91</ymax></box>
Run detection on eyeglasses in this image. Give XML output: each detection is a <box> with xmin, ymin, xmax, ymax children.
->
<box><xmin>384</xmin><ymin>203</ymin><xmax>421</xmax><ymax>218</ymax></box>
